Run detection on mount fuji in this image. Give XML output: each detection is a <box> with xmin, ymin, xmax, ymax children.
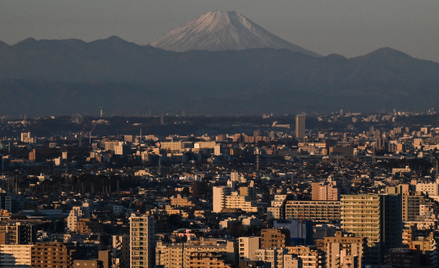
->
<box><xmin>150</xmin><ymin>11</ymin><xmax>319</xmax><ymax>57</ymax></box>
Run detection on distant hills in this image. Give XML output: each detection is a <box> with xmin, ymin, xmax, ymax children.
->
<box><xmin>1</xmin><ymin>24</ymin><xmax>439</xmax><ymax>117</ymax></box>
<box><xmin>150</xmin><ymin>11</ymin><xmax>319</xmax><ymax>57</ymax></box>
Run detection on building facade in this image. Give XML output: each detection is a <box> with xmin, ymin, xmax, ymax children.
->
<box><xmin>129</xmin><ymin>215</ymin><xmax>155</xmax><ymax>268</ymax></box>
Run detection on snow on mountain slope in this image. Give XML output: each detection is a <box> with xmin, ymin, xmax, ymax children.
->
<box><xmin>150</xmin><ymin>11</ymin><xmax>319</xmax><ymax>57</ymax></box>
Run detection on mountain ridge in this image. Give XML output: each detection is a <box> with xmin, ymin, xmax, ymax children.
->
<box><xmin>0</xmin><ymin>36</ymin><xmax>438</xmax><ymax>116</ymax></box>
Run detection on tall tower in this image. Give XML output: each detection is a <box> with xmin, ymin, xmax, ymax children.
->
<box><xmin>341</xmin><ymin>194</ymin><xmax>381</xmax><ymax>265</ymax></box>
<box><xmin>341</xmin><ymin>194</ymin><xmax>402</xmax><ymax>266</ymax></box>
<box><xmin>295</xmin><ymin>114</ymin><xmax>306</xmax><ymax>139</ymax></box>
<box><xmin>129</xmin><ymin>215</ymin><xmax>155</xmax><ymax>268</ymax></box>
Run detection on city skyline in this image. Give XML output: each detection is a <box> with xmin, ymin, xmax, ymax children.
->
<box><xmin>1</xmin><ymin>0</ymin><xmax>439</xmax><ymax>62</ymax></box>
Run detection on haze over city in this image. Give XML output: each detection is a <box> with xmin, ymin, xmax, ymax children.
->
<box><xmin>2</xmin><ymin>1</ymin><xmax>439</xmax><ymax>267</ymax></box>
<box><xmin>1</xmin><ymin>0</ymin><xmax>439</xmax><ymax>62</ymax></box>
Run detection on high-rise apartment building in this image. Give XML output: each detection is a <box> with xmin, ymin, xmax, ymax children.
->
<box><xmin>341</xmin><ymin>194</ymin><xmax>402</xmax><ymax>265</ymax></box>
<box><xmin>129</xmin><ymin>215</ymin><xmax>155</xmax><ymax>268</ymax></box>
<box><xmin>295</xmin><ymin>114</ymin><xmax>306</xmax><ymax>139</ymax></box>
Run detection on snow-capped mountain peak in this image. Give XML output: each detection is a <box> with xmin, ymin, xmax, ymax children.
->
<box><xmin>150</xmin><ymin>11</ymin><xmax>319</xmax><ymax>56</ymax></box>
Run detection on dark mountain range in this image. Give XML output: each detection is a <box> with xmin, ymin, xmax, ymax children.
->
<box><xmin>0</xmin><ymin>36</ymin><xmax>438</xmax><ymax>116</ymax></box>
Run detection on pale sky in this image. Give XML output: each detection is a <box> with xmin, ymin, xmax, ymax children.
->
<box><xmin>1</xmin><ymin>0</ymin><xmax>438</xmax><ymax>62</ymax></box>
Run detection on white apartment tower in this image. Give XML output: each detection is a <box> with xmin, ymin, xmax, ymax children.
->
<box><xmin>130</xmin><ymin>215</ymin><xmax>155</xmax><ymax>268</ymax></box>
<box><xmin>213</xmin><ymin>186</ymin><xmax>232</xmax><ymax>213</ymax></box>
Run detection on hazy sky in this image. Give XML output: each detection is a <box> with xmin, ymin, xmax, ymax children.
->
<box><xmin>1</xmin><ymin>0</ymin><xmax>438</xmax><ymax>62</ymax></box>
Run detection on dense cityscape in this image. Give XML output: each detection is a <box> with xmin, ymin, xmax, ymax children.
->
<box><xmin>0</xmin><ymin>110</ymin><xmax>438</xmax><ymax>267</ymax></box>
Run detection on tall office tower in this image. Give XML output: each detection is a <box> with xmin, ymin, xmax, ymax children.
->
<box><xmin>130</xmin><ymin>215</ymin><xmax>155</xmax><ymax>268</ymax></box>
<box><xmin>295</xmin><ymin>114</ymin><xmax>306</xmax><ymax>139</ymax></box>
<box><xmin>341</xmin><ymin>194</ymin><xmax>402</xmax><ymax>266</ymax></box>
